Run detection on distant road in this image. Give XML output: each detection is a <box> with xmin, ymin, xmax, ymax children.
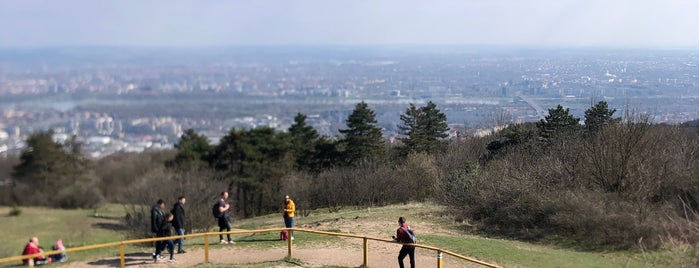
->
<box><xmin>516</xmin><ymin>93</ymin><xmax>546</xmax><ymax>120</ymax></box>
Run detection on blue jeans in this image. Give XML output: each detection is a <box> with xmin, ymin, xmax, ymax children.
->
<box><xmin>174</xmin><ymin>228</ymin><xmax>185</xmax><ymax>252</ymax></box>
<box><xmin>284</xmin><ymin>217</ymin><xmax>294</xmax><ymax>237</ymax></box>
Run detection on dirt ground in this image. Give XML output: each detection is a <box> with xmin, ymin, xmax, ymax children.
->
<box><xmin>65</xmin><ymin>206</ymin><xmax>489</xmax><ymax>267</ymax></box>
<box><xmin>69</xmin><ymin>243</ymin><xmax>483</xmax><ymax>268</ymax></box>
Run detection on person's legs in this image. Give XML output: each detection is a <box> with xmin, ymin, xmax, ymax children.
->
<box><xmin>165</xmin><ymin>240</ymin><xmax>174</xmax><ymax>260</ymax></box>
<box><xmin>225</xmin><ymin>221</ymin><xmax>232</xmax><ymax>242</ymax></box>
<box><xmin>153</xmin><ymin>240</ymin><xmax>165</xmax><ymax>261</ymax></box>
<box><xmin>218</xmin><ymin>218</ymin><xmax>226</xmax><ymax>242</ymax></box>
<box><xmin>407</xmin><ymin>247</ymin><xmax>415</xmax><ymax>268</ymax></box>
<box><xmin>284</xmin><ymin>217</ymin><xmax>295</xmax><ymax>238</ymax></box>
<box><xmin>398</xmin><ymin>247</ymin><xmax>409</xmax><ymax>268</ymax></box>
<box><xmin>175</xmin><ymin>228</ymin><xmax>185</xmax><ymax>252</ymax></box>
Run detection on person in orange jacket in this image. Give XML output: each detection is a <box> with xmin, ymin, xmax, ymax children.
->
<box><xmin>282</xmin><ymin>195</ymin><xmax>296</xmax><ymax>240</ymax></box>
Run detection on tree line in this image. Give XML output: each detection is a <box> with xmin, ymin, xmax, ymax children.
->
<box><xmin>1</xmin><ymin>100</ymin><xmax>697</xmax><ymax>254</ymax></box>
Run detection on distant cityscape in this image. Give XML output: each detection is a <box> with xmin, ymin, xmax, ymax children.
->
<box><xmin>0</xmin><ymin>47</ymin><xmax>697</xmax><ymax>158</ymax></box>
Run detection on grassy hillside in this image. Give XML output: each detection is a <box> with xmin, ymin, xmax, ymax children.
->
<box><xmin>0</xmin><ymin>203</ymin><xmax>687</xmax><ymax>267</ymax></box>
<box><xmin>0</xmin><ymin>204</ymin><xmax>129</xmax><ymax>264</ymax></box>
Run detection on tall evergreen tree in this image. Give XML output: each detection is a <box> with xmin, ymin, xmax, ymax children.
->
<box><xmin>584</xmin><ymin>101</ymin><xmax>619</xmax><ymax>131</ymax></box>
<box><xmin>397</xmin><ymin>101</ymin><xmax>450</xmax><ymax>154</ymax></box>
<box><xmin>288</xmin><ymin>113</ymin><xmax>320</xmax><ymax>171</ymax></box>
<box><xmin>339</xmin><ymin>101</ymin><xmax>385</xmax><ymax>164</ymax></box>
<box><xmin>536</xmin><ymin>105</ymin><xmax>580</xmax><ymax>141</ymax></box>
<box><xmin>167</xmin><ymin>128</ymin><xmax>212</xmax><ymax>170</ymax></box>
<box><xmin>210</xmin><ymin>127</ymin><xmax>293</xmax><ymax>217</ymax></box>
<box><xmin>12</xmin><ymin>130</ymin><xmax>84</xmax><ymax>205</ymax></box>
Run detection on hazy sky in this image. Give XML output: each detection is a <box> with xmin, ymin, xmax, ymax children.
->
<box><xmin>2</xmin><ymin>0</ymin><xmax>699</xmax><ymax>48</ymax></box>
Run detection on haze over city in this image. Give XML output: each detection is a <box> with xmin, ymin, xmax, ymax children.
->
<box><xmin>0</xmin><ymin>0</ymin><xmax>698</xmax><ymax>157</ymax></box>
<box><xmin>2</xmin><ymin>0</ymin><xmax>699</xmax><ymax>48</ymax></box>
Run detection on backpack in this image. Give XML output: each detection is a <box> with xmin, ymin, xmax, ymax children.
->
<box><xmin>212</xmin><ymin>202</ymin><xmax>222</xmax><ymax>218</ymax></box>
<box><xmin>280</xmin><ymin>230</ymin><xmax>289</xmax><ymax>241</ymax></box>
<box><xmin>402</xmin><ymin>227</ymin><xmax>417</xmax><ymax>243</ymax></box>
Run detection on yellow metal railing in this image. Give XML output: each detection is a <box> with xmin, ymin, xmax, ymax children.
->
<box><xmin>0</xmin><ymin>228</ymin><xmax>501</xmax><ymax>268</ymax></box>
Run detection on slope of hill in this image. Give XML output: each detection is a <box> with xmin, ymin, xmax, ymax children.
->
<box><xmin>0</xmin><ymin>203</ymin><xmax>686</xmax><ymax>268</ymax></box>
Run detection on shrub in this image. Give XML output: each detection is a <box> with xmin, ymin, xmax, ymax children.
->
<box><xmin>9</xmin><ymin>204</ymin><xmax>22</xmax><ymax>216</ymax></box>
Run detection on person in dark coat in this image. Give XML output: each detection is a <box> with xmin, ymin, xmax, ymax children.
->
<box><xmin>150</xmin><ymin>199</ymin><xmax>166</xmax><ymax>261</ymax></box>
<box><xmin>171</xmin><ymin>196</ymin><xmax>186</xmax><ymax>253</ymax></box>
<box><xmin>154</xmin><ymin>213</ymin><xmax>176</xmax><ymax>263</ymax></box>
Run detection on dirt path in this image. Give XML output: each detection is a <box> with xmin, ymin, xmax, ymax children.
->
<box><xmin>68</xmin><ymin>242</ymin><xmax>482</xmax><ymax>267</ymax></box>
<box><xmin>65</xmin><ymin>205</ymin><xmax>489</xmax><ymax>267</ymax></box>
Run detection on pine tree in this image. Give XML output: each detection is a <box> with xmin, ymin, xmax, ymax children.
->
<box><xmin>536</xmin><ymin>105</ymin><xmax>581</xmax><ymax>141</ymax></box>
<box><xmin>397</xmin><ymin>101</ymin><xmax>450</xmax><ymax>154</ymax></box>
<box><xmin>584</xmin><ymin>101</ymin><xmax>619</xmax><ymax>131</ymax></box>
<box><xmin>288</xmin><ymin>113</ymin><xmax>320</xmax><ymax>171</ymax></box>
<box><xmin>12</xmin><ymin>130</ymin><xmax>84</xmax><ymax>205</ymax></box>
<box><xmin>167</xmin><ymin>128</ymin><xmax>212</xmax><ymax>170</ymax></box>
<box><xmin>339</xmin><ymin>101</ymin><xmax>385</xmax><ymax>164</ymax></box>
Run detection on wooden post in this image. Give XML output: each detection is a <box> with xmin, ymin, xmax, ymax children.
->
<box><xmin>204</xmin><ymin>235</ymin><xmax>209</xmax><ymax>263</ymax></box>
<box><xmin>119</xmin><ymin>244</ymin><xmax>125</xmax><ymax>268</ymax></box>
<box><xmin>363</xmin><ymin>237</ymin><xmax>369</xmax><ymax>267</ymax></box>
<box><xmin>287</xmin><ymin>229</ymin><xmax>293</xmax><ymax>258</ymax></box>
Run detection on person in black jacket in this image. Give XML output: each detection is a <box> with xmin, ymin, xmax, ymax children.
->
<box><xmin>171</xmin><ymin>196</ymin><xmax>186</xmax><ymax>253</ymax></box>
<box><xmin>150</xmin><ymin>199</ymin><xmax>166</xmax><ymax>261</ymax></box>
<box><xmin>154</xmin><ymin>213</ymin><xmax>176</xmax><ymax>263</ymax></box>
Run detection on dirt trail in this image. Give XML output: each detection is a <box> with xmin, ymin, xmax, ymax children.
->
<box><xmin>67</xmin><ymin>205</ymin><xmax>488</xmax><ymax>267</ymax></box>
<box><xmin>68</xmin><ymin>242</ymin><xmax>482</xmax><ymax>267</ymax></box>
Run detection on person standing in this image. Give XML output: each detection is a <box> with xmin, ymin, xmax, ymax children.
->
<box><xmin>392</xmin><ymin>216</ymin><xmax>415</xmax><ymax>268</ymax></box>
<box><xmin>282</xmin><ymin>195</ymin><xmax>296</xmax><ymax>240</ymax></box>
<box><xmin>171</xmin><ymin>196</ymin><xmax>186</xmax><ymax>253</ymax></box>
<box><xmin>150</xmin><ymin>199</ymin><xmax>166</xmax><ymax>261</ymax></box>
<box><xmin>214</xmin><ymin>191</ymin><xmax>234</xmax><ymax>244</ymax></box>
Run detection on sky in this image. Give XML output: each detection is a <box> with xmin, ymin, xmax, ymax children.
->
<box><xmin>2</xmin><ymin>0</ymin><xmax>699</xmax><ymax>48</ymax></box>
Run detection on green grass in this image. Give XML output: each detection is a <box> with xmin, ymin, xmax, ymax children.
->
<box><xmin>1</xmin><ymin>203</ymin><xmax>694</xmax><ymax>268</ymax></box>
<box><xmin>0</xmin><ymin>204</ymin><xmax>130</xmax><ymax>265</ymax></box>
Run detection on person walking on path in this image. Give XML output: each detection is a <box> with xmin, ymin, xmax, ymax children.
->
<box><xmin>153</xmin><ymin>213</ymin><xmax>176</xmax><ymax>263</ymax></box>
<box><xmin>150</xmin><ymin>199</ymin><xmax>166</xmax><ymax>261</ymax></box>
<box><xmin>392</xmin><ymin>216</ymin><xmax>415</xmax><ymax>268</ymax></box>
<box><xmin>171</xmin><ymin>196</ymin><xmax>186</xmax><ymax>253</ymax></box>
<box><xmin>282</xmin><ymin>195</ymin><xmax>296</xmax><ymax>240</ymax></box>
<box><xmin>214</xmin><ymin>191</ymin><xmax>234</xmax><ymax>244</ymax></box>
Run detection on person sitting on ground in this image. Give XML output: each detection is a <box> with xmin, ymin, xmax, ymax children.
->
<box><xmin>22</xmin><ymin>237</ymin><xmax>51</xmax><ymax>266</ymax></box>
<box><xmin>49</xmin><ymin>239</ymin><xmax>67</xmax><ymax>263</ymax></box>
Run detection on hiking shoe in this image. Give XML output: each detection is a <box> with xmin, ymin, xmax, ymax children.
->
<box><xmin>228</xmin><ymin>240</ymin><xmax>235</xmax><ymax>244</ymax></box>
<box><xmin>291</xmin><ymin>236</ymin><xmax>295</xmax><ymax>241</ymax></box>
<box><xmin>177</xmin><ymin>250</ymin><xmax>186</xmax><ymax>254</ymax></box>
<box><xmin>152</xmin><ymin>253</ymin><xmax>157</xmax><ymax>262</ymax></box>
<box><xmin>220</xmin><ymin>239</ymin><xmax>228</xmax><ymax>244</ymax></box>
<box><xmin>168</xmin><ymin>258</ymin><xmax>176</xmax><ymax>263</ymax></box>
<box><xmin>158</xmin><ymin>254</ymin><xmax>165</xmax><ymax>260</ymax></box>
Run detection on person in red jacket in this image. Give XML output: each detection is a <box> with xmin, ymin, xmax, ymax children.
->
<box><xmin>22</xmin><ymin>237</ymin><xmax>51</xmax><ymax>266</ymax></box>
<box><xmin>392</xmin><ymin>217</ymin><xmax>415</xmax><ymax>268</ymax></box>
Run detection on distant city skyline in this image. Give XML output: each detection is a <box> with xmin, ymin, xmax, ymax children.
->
<box><xmin>2</xmin><ymin>0</ymin><xmax>699</xmax><ymax>48</ymax></box>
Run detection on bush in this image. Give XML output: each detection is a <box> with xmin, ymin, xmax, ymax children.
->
<box><xmin>9</xmin><ymin>204</ymin><xmax>22</xmax><ymax>216</ymax></box>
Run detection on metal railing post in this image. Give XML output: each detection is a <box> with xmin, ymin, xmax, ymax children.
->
<box><xmin>119</xmin><ymin>243</ymin><xmax>125</xmax><ymax>268</ymax></box>
<box><xmin>363</xmin><ymin>237</ymin><xmax>369</xmax><ymax>267</ymax></box>
<box><xmin>287</xmin><ymin>228</ymin><xmax>293</xmax><ymax>258</ymax></box>
<box><xmin>204</xmin><ymin>234</ymin><xmax>210</xmax><ymax>263</ymax></box>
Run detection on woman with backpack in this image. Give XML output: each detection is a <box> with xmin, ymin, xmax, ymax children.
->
<box><xmin>392</xmin><ymin>216</ymin><xmax>416</xmax><ymax>268</ymax></box>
